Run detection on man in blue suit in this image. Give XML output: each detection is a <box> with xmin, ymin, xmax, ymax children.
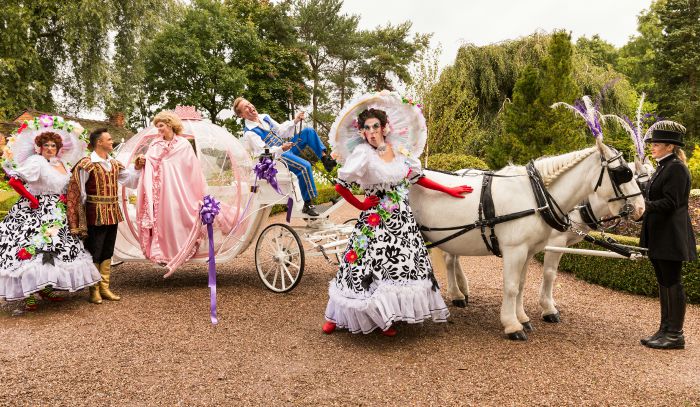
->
<box><xmin>234</xmin><ymin>97</ymin><xmax>336</xmax><ymax>216</ymax></box>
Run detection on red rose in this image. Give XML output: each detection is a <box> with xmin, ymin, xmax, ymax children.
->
<box><xmin>17</xmin><ymin>248</ymin><xmax>32</xmax><ymax>260</ymax></box>
<box><xmin>344</xmin><ymin>249</ymin><xmax>358</xmax><ymax>263</ymax></box>
<box><xmin>17</xmin><ymin>122</ymin><xmax>27</xmax><ymax>134</ymax></box>
<box><xmin>366</xmin><ymin>213</ymin><xmax>381</xmax><ymax>227</ymax></box>
<box><xmin>59</xmin><ymin>194</ymin><xmax>67</xmax><ymax>203</ymax></box>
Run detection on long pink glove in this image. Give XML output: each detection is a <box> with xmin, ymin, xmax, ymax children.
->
<box><xmin>417</xmin><ymin>176</ymin><xmax>473</xmax><ymax>198</ymax></box>
<box><xmin>335</xmin><ymin>184</ymin><xmax>380</xmax><ymax>211</ymax></box>
<box><xmin>8</xmin><ymin>177</ymin><xmax>39</xmax><ymax>209</ymax></box>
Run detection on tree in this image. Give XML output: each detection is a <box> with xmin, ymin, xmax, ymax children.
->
<box><xmin>576</xmin><ymin>35</ymin><xmax>618</xmax><ymax>68</ymax></box>
<box><xmin>227</xmin><ymin>0</ymin><xmax>309</xmax><ymax>122</ymax></box>
<box><xmin>0</xmin><ymin>0</ymin><xmax>176</xmax><ymax>123</ymax></box>
<box><xmin>356</xmin><ymin>22</ymin><xmax>430</xmax><ymax>92</ymax></box>
<box><xmin>488</xmin><ymin>31</ymin><xmax>584</xmax><ymax>168</ymax></box>
<box><xmin>653</xmin><ymin>0</ymin><xmax>700</xmax><ymax>144</ymax></box>
<box><xmin>143</xmin><ymin>0</ymin><xmax>259</xmax><ymax>123</ymax></box>
<box><xmin>293</xmin><ymin>0</ymin><xmax>359</xmax><ymax>130</ymax></box>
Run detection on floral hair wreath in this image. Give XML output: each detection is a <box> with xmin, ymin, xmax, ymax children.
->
<box><xmin>2</xmin><ymin>114</ymin><xmax>90</xmax><ymax>173</ymax></box>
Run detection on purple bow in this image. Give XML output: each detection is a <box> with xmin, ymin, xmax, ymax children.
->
<box><xmin>253</xmin><ymin>156</ymin><xmax>282</xmax><ymax>194</ymax></box>
<box><xmin>200</xmin><ymin>195</ymin><xmax>221</xmax><ymax>325</ymax></box>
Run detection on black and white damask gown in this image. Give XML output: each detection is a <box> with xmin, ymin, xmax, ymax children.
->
<box><xmin>0</xmin><ymin>155</ymin><xmax>100</xmax><ymax>301</ymax></box>
<box><xmin>324</xmin><ymin>143</ymin><xmax>449</xmax><ymax>333</ymax></box>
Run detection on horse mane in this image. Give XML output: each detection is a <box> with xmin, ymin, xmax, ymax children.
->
<box><xmin>492</xmin><ymin>146</ymin><xmax>599</xmax><ymax>185</ymax></box>
<box><xmin>533</xmin><ymin>147</ymin><xmax>598</xmax><ymax>187</ymax></box>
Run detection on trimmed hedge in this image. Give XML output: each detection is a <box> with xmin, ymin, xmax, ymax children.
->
<box><xmin>536</xmin><ymin>232</ymin><xmax>700</xmax><ymax>304</ymax></box>
<box><xmin>270</xmin><ymin>185</ymin><xmax>339</xmax><ymax>215</ymax></box>
<box><xmin>426</xmin><ymin>153</ymin><xmax>489</xmax><ymax>172</ymax></box>
<box><xmin>0</xmin><ymin>191</ymin><xmax>18</xmax><ymax>218</ymax></box>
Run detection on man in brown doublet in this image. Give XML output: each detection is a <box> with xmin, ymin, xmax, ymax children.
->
<box><xmin>68</xmin><ymin>128</ymin><xmax>144</xmax><ymax>304</ymax></box>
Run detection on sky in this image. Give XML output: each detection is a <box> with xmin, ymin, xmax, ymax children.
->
<box><xmin>340</xmin><ymin>0</ymin><xmax>654</xmax><ymax>68</ymax></box>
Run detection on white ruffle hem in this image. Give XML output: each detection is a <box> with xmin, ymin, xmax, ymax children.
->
<box><xmin>324</xmin><ymin>279</ymin><xmax>449</xmax><ymax>334</ymax></box>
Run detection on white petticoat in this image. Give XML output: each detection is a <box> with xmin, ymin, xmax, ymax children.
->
<box><xmin>0</xmin><ymin>251</ymin><xmax>100</xmax><ymax>301</ymax></box>
<box><xmin>324</xmin><ymin>279</ymin><xmax>449</xmax><ymax>334</ymax></box>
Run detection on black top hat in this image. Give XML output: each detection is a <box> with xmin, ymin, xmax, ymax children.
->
<box><xmin>645</xmin><ymin>129</ymin><xmax>685</xmax><ymax>147</ymax></box>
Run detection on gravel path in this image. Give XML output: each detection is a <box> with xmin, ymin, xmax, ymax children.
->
<box><xmin>1</xmin><ymin>205</ymin><xmax>699</xmax><ymax>406</ymax></box>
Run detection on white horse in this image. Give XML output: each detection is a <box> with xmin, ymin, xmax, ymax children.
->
<box><xmin>440</xmin><ymin>159</ymin><xmax>654</xmax><ymax>323</ymax></box>
<box><xmin>409</xmin><ymin>140</ymin><xmax>645</xmax><ymax>340</ymax></box>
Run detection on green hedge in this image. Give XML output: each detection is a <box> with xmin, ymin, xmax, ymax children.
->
<box><xmin>536</xmin><ymin>232</ymin><xmax>700</xmax><ymax>303</ymax></box>
<box><xmin>0</xmin><ymin>190</ymin><xmax>18</xmax><ymax>212</ymax></box>
<box><xmin>426</xmin><ymin>153</ymin><xmax>489</xmax><ymax>172</ymax></box>
<box><xmin>270</xmin><ymin>185</ymin><xmax>339</xmax><ymax>215</ymax></box>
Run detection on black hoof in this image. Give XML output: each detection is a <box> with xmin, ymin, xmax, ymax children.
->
<box><xmin>507</xmin><ymin>330</ymin><xmax>528</xmax><ymax>341</ymax></box>
<box><xmin>452</xmin><ymin>299</ymin><xmax>467</xmax><ymax>308</ymax></box>
<box><xmin>543</xmin><ymin>312</ymin><xmax>561</xmax><ymax>323</ymax></box>
<box><xmin>522</xmin><ymin>321</ymin><xmax>534</xmax><ymax>332</ymax></box>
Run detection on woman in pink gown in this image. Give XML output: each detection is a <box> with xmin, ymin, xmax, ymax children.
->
<box><xmin>137</xmin><ymin>111</ymin><xmax>206</xmax><ymax>271</ymax></box>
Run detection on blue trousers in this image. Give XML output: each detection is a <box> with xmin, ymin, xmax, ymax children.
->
<box><xmin>281</xmin><ymin>128</ymin><xmax>326</xmax><ymax>202</ymax></box>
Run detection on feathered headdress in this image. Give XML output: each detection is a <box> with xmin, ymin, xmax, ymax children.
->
<box><xmin>551</xmin><ymin>95</ymin><xmax>605</xmax><ymax>139</ymax></box>
<box><xmin>602</xmin><ymin>93</ymin><xmax>686</xmax><ymax>162</ymax></box>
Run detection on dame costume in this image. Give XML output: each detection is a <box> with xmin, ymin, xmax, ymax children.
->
<box><xmin>68</xmin><ymin>151</ymin><xmax>141</xmax><ymax>302</ymax></box>
<box><xmin>324</xmin><ymin>143</ymin><xmax>448</xmax><ymax>333</ymax></box>
<box><xmin>0</xmin><ymin>120</ymin><xmax>100</xmax><ymax>301</ymax></box>
<box><xmin>136</xmin><ymin>135</ymin><xmax>206</xmax><ymax>267</ymax></box>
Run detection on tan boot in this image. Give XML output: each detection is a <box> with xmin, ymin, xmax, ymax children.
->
<box><xmin>98</xmin><ymin>259</ymin><xmax>121</xmax><ymax>301</ymax></box>
<box><xmin>89</xmin><ymin>263</ymin><xmax>102</xmax><ymax>304</ymax></box>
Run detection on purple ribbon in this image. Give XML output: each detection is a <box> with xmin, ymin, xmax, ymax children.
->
<box><xmin>200</xmin><ymin>195</ymin><xmax>221</xmax><ymax>325</ymax></box>
<box><xmin>253</xmin><ymin>156</ymin><xmax>293</xmax><ymax>223</ymax></box>
<box><xmin>253</xmin><ymin>156</ymin><xmax>282</xmax><ymax>194</ymax></box>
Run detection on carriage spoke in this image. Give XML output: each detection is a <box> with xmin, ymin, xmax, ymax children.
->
<box><xmin>280</xmin><ymin>264</ymin><xmax>287</xmax><ymax>290</ymax></box>
<box><xmin>282</xmin><ymin>263</ymin><xmax>295</xmax><ymax>283</ymax></box>
<box><xmin>284</xmin><ymin>259</ymin><xmax>300</xmax><ymax>271</ymax></box>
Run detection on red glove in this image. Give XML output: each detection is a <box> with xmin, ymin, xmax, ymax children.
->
<box><xmin>417</xmin><ymin>177</ymin><xmax>473</xmax><ymax>198</ymax></box>
<box><xmin>8</xmin><ymin>177</ymin><xmax>39</xmax><ymax>209</ymax></box>
<box><xmin>335</xmin><ymin>184</ymin><xmax>380</xmax><ymax>211</ymax></box>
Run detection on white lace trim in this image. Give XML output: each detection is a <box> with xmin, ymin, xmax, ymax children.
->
<box><xmin>339</xmin><ymin>143</ymin><xmax>418</xmax><ymax>188</ymax></box>
<box><xmin>15</xmin><ymin>155</ymin><xmax>70</xmax><ymax>195</ymax></box>
<box><xmin>325</xmin><ymin>279</ymin><xmax>449</xmax><ymax>334</ymax></box>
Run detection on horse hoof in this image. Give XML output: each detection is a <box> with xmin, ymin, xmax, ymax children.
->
<box><xmin>522</xmin><ymin>321</ymin><xmax>534</xmax><ymax>332</ymax></box>
<box><xmin>543</xmin><ymin>312</ymin><xmax>561</xmax><ymax>323</ymax></box>
<box><xmin>507</xmin><ymin>330</ymin><xmax>528</xmax><ymax>341</ymax></box>
<box><xmin>452</xmin><ymin>299</ymin><xmax>467</xmax><ymax>308</ymax></box>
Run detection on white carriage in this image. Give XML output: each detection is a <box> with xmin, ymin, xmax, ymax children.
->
<box><xmin>111</xmin><ymin>107</ymin><xmax>352</xmax><ymax>292</ymax></box>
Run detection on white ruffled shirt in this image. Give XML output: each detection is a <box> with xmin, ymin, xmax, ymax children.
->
<box><xmin>240</xmin><ymin>114</ymin><xmax>296</xmax><ymax>158</ymax></box>
<box><xmin>13</xmin><ymin>155</ymin><xmax>71</xmax><ymax>195</ymax></box>
<box><xmin>337</xmin><ymin>143</ymin><xmax>423</xmax><ymax>188</ymax></box>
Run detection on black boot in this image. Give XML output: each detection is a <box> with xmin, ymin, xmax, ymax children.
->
<box><xmin>641</xmin><ymin>285</ymin><xmax>669</xmax><ymax>345</ymax></box>
<box><xmin>645</xmin><ymin>283</ymin><xmax>686</xmax><ymax>350</ymax></box>
<box><xmin>321</xmin><ymin>155</ymin><xmax>337</xmax><ymax>172</ymax></box>
<box><xmin>302</xmin><ymin>200</ymin><xmax>320</xmax><ymax>217</ymax></box>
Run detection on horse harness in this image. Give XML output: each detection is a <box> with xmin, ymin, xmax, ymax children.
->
<box><xmin>420</xmin><ymin>152</ymin><xmax>640</xmax><ymax>257</ymax></box>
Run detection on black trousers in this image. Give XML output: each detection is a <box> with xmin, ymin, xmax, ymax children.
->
<box><xmin>85</xmin><ymin>224</ymin><xmax>119</xmax><ymax>264</ymax></box>
<box><xmin>650</xmin><ymin>258</ymin><xmax>683</xmax><ymax>288</ymax></box>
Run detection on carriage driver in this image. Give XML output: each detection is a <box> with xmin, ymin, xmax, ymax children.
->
<box><xmin>233</xmin><ymin>97</ymin><xmax>337</xmax><ymax>217</ymax></box>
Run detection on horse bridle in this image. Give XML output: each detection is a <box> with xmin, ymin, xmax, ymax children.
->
<box><xmin>593</xmin><ymin>150</ymin><xmax>642</xmax><ymax>219</ymax></box>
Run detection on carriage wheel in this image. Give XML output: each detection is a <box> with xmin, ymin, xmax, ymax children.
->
<box><xmin>255</xmin><ymin>223</ymin><xmax>305</xmax><ymax>293</ymax></box>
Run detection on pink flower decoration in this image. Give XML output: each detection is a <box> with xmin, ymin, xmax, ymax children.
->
<box><xmin>17</xmin><ymin>122</ymin><xmax>28</xmax><ymax>134</ymax></box>
<box><xmin>38</xmin><ymin>115</ymin><xmax>54</xmax><ymax>128</ymax></box>
<box><xmin>345</xmin><ymin>249</ymin><xmax>358</xmax><ymax>263</ymax></box>
<box><xmin>367</xmin><ymin>213</ymin><xmax>381</xmax><ymax>227</ymax></box>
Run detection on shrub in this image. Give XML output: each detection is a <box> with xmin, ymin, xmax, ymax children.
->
<box><xmin>0</xmin><ymin>191</ymin><xmax>18</xmax><ymax>212</ymax></box>
<box><xmin>270</xmin><ymin>185</ymin><xmax>339</xmax><ymax>215</ymax></box>
<box><xmin>536</xmin><ymin>232</ymin><xmax>700</xmax><ymax>303</ymax></box>
<box><xmin>687</xmin><ymin>144</ymin><xmax>700</xmax><ymax>189</ymax></box>
<box><xmin>426</xmin><ymin>153</ymin><xmax>489</xmax><ymax>172</ymax></box>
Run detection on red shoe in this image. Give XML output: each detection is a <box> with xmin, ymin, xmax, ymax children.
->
<box><xmin>38</xmin><ymin>288</ymin><xmax>65</xmax><ymax>302</ymax></box>
<box><xmin>322</xmin><ymin>321</ymin><xmax>336</xmax><ymax>334</ymax></box>
<box><xmin>381</xmin><ymin>327</ymin><xmax>397</xmax><ymax>337</ymax></box>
